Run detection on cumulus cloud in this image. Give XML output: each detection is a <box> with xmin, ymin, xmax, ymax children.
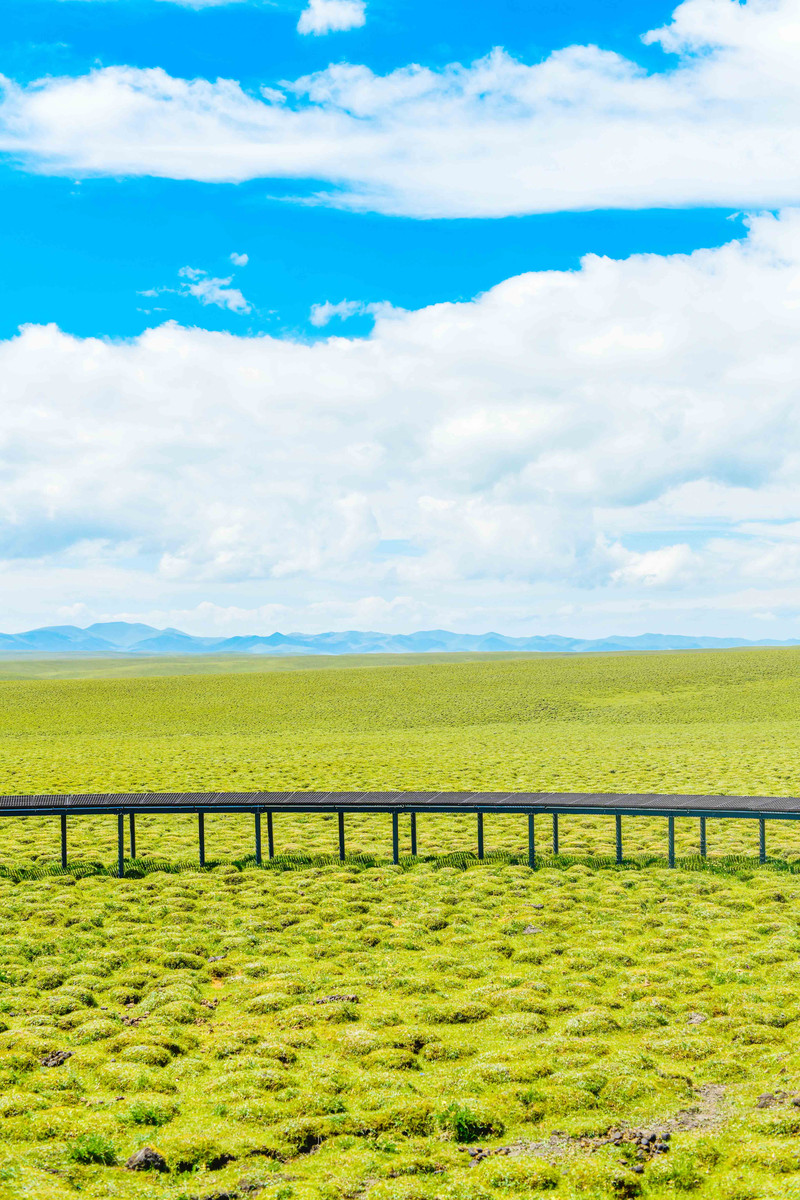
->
<box><xmin>297</xmin><ymin>0</ymin><xmax>365</xmax><ymax>35</ymax></box>
<box><xmin>5</xmin><ymin>213</ymin><xmax>800</xmax><ymax>631</ymax></box>
<box><xmin>229</xmin><ymin>251</ymin><xmax>249</xmax><ymax>266</ymax></box>
<box><xmin>6</xmin><ymin>0</ymin><xmax>800</xmax><ymax>215</ymax></box>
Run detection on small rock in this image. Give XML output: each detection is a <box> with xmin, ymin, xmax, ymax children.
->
<box><xmin>41</xmin><ymin>1051</ymin><xmax>72</xmax><ymax>1068</ymax></box>
<box><xmin>530</xmin><ymin>903</ymin><xmax>544</xmax><ymax>909</ymax></box>
<box><xmin>687</xmin><ymin>1013</ymin><xmax>707</xmax><ymax>1025</ymax></box>
<box><xmin>791</xmin><ymin>1097</ymin><xmax>800</xmax><ymax>1108</ymax></box>
<box><xmin>756</xmin><ymin>1093</ymin><xmax>777</xmax><ymax>1109</ymax></box>
<box><xmin>522</xmin><ymin>926</ymin><xmax>542</xmax><ymax>935</ymax></box>
<box><xmin>313</xmin><ymin>994</ymin><xmax>359</xmax><ymax>1005</ymax></box>
<box><xmin>208</xmin><ymin>955</ymin><xmax>227</xmax><ymax>962</ymax></box>
<box><xmin>126</xmin><ymin>1147</ymin><xmax>168</xmax><ymax>1173</ymax></box>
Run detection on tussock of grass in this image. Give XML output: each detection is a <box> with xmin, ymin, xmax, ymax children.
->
<box><xmin>0</xmin><ymin>857</ymin><xmax>796</xmax><ymax>1197</ymax></box>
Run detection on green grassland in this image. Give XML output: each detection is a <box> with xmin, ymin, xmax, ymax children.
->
<box><xmin>3</xmin><ymin>647</ymin><xmax>800</xmax><ymax>861</ymax></box>
<box><xmin>1</xmin><ymin>861</ymin><xmax>800</xmax><ymax>1200</ymax></box>
<box><xmin>2</xmin><ymin>650</ymin><xmax>800</xmax><ymax>1198</ymax></box>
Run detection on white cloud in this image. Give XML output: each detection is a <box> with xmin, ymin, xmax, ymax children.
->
<box><xmin>229</xmin><ymin>252</ymin><xmax>249</xmax><ymax>267</ymax></box>
<box><xmin>5</xmin><ymin>213</ymin><xmax>800</xmax><ymax>633</ymax></box>
<box><xmin>309</xmin><ymin>299</ymin><xmax>365</xmax><ymax>326</ymax></box>
<box><xmin>177</xmin><ymin>266</ymin><xmax>251</xmax><ymax>312</ymax></box>
<box><xmin>7</xmin><ymin>0</ymin><xmax>800</xmax><ymax>215</ymax></box>
<box><xmin>611</xmin><ymin>544</ymin><xmax>698</xmax><ymax>588</ymax></box>
<box><xmin>297</xmin><ymin>0</ymin><xmax>365</xmax><ymax>35</ymax></box>
<box><xmin>140</xmin><ymin>265</ymin><xmax>252</xmax><ymax>313</ymax></box>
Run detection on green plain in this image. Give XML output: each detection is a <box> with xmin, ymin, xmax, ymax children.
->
<box><xmin>0</xmin><ymin>650</ymin><xmax>799</xmax><ymax>1200</ymax></box>
<box><xmin>2</xmin><ymin>647</ymin><xmax>800</xmax><ymax>861</ymax></box>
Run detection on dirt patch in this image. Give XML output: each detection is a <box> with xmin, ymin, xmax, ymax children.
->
<box><xmin>508</xmin><ymin>1085</ymin><xmax>727</xmax><ymax>1163</ymax></box>
<box><xmin>668</xmin><ymin>1084</ymin><xmax>727</xmax><ymax>1131</ymax></box>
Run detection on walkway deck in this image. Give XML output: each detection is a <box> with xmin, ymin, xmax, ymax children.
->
<box><xmin>1</xmin><ymin>790</ymin><xmax>798</xmax><ymax>817</ymax></box>
<box><xmin>0</xmin><ymin>792</ymin><xmax>794</xmax><ymax>873</ymax></box>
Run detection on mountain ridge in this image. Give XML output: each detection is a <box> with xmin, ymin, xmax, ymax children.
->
<box><xmin>0</xmin><ymin>624</ymin><xmax>796</xmax><ymax>656</ymax></box>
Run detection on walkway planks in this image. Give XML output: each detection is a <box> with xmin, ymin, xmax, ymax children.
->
<box><xmin>0</xmin><ymin>791</ymin><xmax>798</xmax><ymax>818</ymax></box>
<box><xmin>1</xmin><ymin>792</ymin><xmax>795</xmax><ymax>873</ymax></box>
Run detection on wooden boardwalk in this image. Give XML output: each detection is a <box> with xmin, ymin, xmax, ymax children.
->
<box><xmin>0</xmin><ymin>791</ymin><xmax>796</xmax><ymax>873</ymax></box>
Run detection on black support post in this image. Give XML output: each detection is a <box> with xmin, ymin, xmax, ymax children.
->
<box><xmin>60</xmin><ymin>814</ymin><xmax>67</xmax><ymax>869</ymax></box>
<box><xmin>700</xmin><ymin>816</ymin><xmax>706</xmax><ymax>858</ymax></box>
<box><xmin>759</xmin><ymin>817</ymin><xmax>766</xmax><ymax>864</ymax></box>
<box><xmin>528</xmin><ymin>813</ymin><xmax>535</xmax><ymax>869</ymax></box>
<box><xmin>267</xmin><ymin>811</ymin><xmax>274</xmax><ymax>859</ymax></box>
<box><xmin>668</xmin><ymin>816</ymin><xmax>675</xmax><ymax>868</ymax></box>
<box><xmin>338</xmin><ymin>811</ymin><xmax>345</xmax><ymax>861</ymax></box>
<box><xmin>117</xmin><ymin>813</ymin><xmax>125</xmax><ymax>878</ymax></box>
<box><xmin>552</xmin><ymin>812</ymin><xmax>559</xmax><ymax>855</ymax></box>
<box><xmin>392</xmin><ymin>812</ymin><xmax>399</xmax><ymax>865</ymax></box>
<box><xmin>255</xmin><ymin>811</ymin><xmax>262</xmax><ymax>865</ymax></box>
<box><xmin>615</xmin><ymin>814</ymin><xmax>622</xmax><ymax>865</ymax></box>
<box><xmin>410</xmin><ymin>811</ymin><xmax>417</xmax><ymax>856</ymax></box>
<box><xmin>129</xmin><ymin>812</ymin><xmax>136</xmax><ymax>860</ymax></box>
<box><xmin>477</xmin><ymin>812</ymin><xmax>484</xmax><ymax>860</ymax></box>
<box><xmin>198</xmin><ymin>812</ymin><xmax>205</xmax><ymax>868</ymax></box>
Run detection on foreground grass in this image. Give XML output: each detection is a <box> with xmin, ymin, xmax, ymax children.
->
<box><xmin>1</xmin><ymin>858</ymin><xmax>798</xmax><ymax>1200</ymax></box>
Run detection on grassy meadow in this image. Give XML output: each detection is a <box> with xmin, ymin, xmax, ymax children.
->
<box><xmin>1</xmin><ymin>649</ymin><xmax>800</xmax><ymax>1198</ymax></box>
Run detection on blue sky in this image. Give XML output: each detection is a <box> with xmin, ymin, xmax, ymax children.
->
<box><xmin>4</xmin><ymin>0</ymin><xmax>737</xmax><ymax>342</ymax></box>
<box><xmin>2</xmin><ymin>0</ymin><xmax>800</xmax><ymax>639</ymax></box>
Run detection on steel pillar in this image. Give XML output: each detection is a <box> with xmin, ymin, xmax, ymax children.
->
<box><xmin>117</xmin><ymin>813</ymin><xmax>125</xmax><ymax>878</ymax></box>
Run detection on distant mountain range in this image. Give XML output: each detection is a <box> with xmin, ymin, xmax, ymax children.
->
<box><xmin>0</xmin><ymin>623</ymin><xmax>798</xmax><ymax>656</ymax></box>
